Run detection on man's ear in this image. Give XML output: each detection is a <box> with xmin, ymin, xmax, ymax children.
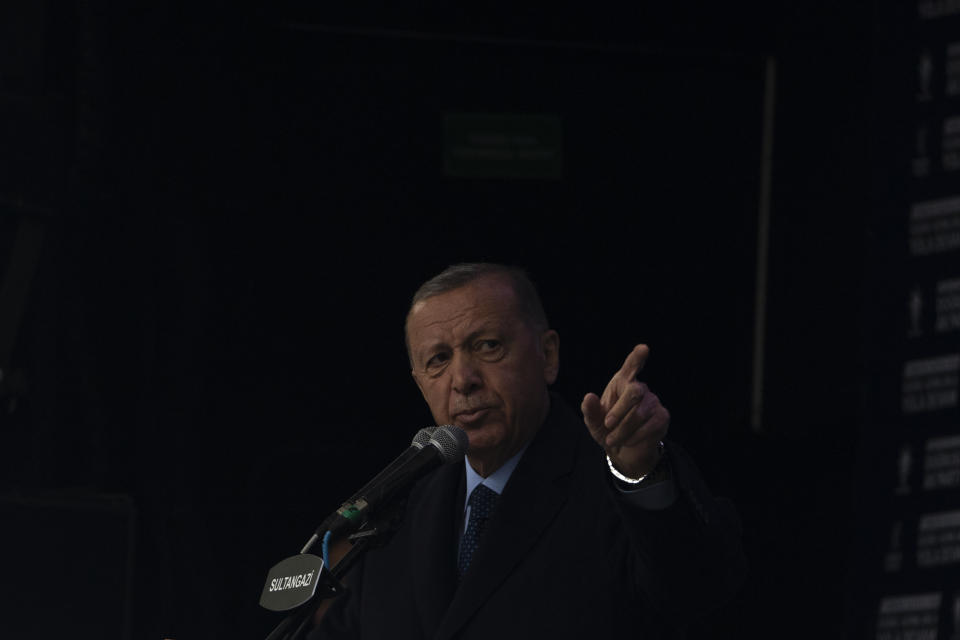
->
<box><xmin>541</xmin><ymin>329</ymin><xmax>560</xmax><ymax>385</ymax></box>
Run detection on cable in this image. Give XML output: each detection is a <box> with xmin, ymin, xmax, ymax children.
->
<box><xmin>322</xmin><ymin>530</ymin><xmax>332</xmax><ymax>568</ymax></box>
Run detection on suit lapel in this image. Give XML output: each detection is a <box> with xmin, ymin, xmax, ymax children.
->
<box><xmin>410</xmin><ymin>460</ymin><xmax>463</xmax><ymax>639</ymax></box>
<box><xmin>434</xmin><ymin>399</ymin><xmax>579</xmax><ymax>640</ymax></box>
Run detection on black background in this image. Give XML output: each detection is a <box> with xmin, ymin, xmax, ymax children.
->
<box><xmin>0</xmin><ymin>2</ymin><xmax>876</xmax><ymax>638</ymax></box>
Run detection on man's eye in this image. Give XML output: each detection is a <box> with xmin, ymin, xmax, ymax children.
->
<box><xmin>475</xmin><ymin>339</ymin><xmax>502</xmax><ymax>353</ymax></box>
<box><xmin>425</xmin><ymin>353</ymin><xmax>450</xmax><ymax>370</ymax></box>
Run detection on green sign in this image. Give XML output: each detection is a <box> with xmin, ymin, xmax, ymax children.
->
<box><xmin>443</xmin><ymin>114</ymin><xmax>563</xmax><ymax>179</ymax></box>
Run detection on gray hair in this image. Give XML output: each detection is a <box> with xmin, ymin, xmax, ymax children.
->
<box><xmin>405</xmin><ymin>263</ymin><xmax>549</xmax><ymax>355</ymax></box>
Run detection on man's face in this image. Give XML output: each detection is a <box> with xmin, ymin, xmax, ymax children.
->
<box><xmin>406</xmin><ymin>275</ymin><xmax>559</xmax><ymax>476</ymax></box>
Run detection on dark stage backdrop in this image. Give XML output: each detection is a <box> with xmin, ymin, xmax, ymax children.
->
<box><xmin>1</xmin><ymin>17</ymin><xmax>767</xmax><ymax>638</ymax></box>
<box><xmin>161</xmin><ymin>30</ymin><xmax>764</xmax><ymax>639</ymax></box>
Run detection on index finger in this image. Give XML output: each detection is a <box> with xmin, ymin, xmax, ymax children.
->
<box><xmin>618</xmin><ymin>344</ymin><xmax>650</xmax><ymax>381</ymax></box>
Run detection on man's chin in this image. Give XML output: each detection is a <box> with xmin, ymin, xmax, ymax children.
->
<box><xmin>459</xmin><ymin>424</ymin><xmax>504</xmax><ymax>455</ymax></box>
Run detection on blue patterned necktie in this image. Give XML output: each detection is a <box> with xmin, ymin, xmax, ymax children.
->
<box><xmin>458</xmin><ymin>484</ymin><xmax>499</xmax><ymax>578</ymax></box>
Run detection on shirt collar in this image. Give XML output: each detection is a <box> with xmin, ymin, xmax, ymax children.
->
<box><xmin>464</xmin><ymin>442</ymin><xmax>529</xmax><ymax>506</ymax></box>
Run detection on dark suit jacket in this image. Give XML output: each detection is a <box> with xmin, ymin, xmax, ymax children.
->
<box><xmin>310</xmin><ymin>395</ymin><xmax>744</xmax><ymax>640</ymax></box>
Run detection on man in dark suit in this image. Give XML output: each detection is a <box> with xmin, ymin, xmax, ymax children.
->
<box><xmin>310</xmin><ymin>263</ymin><xmax>744</xmax><ymax>639</ymax></box>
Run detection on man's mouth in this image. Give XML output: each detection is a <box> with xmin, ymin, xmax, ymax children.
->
<box><xmin>453</xmin><ymin>407</ymin><xmax>492</xmax><ymax>426</ymax></box>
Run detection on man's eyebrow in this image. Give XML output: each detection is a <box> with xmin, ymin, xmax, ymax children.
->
<box><xmin>417</xmin><ymin>339</ymin><xmax>450</xmax><ymax>359</ymax></box>
<box><xmin>416</xmin><ymin>321</ymin><xmax>506</xmax><ymax>361</ymax></box>
<box><xmin>460</xmin><ymin>324</ymin><xmax>503</xmax><ymax>347</ymax></box>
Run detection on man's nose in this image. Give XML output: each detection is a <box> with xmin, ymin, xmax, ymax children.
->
<box><xmin>451</xmin><ymin>351</ymin><xmax>482</xmax><ymax>395</ymax></box>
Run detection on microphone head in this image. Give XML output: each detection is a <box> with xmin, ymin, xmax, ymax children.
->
<box><xmin>428</xmin><ymin>425</ymin><xmax>469</xmax><ymax>462</ymax></box>
<box><xmin>411</xmin><ymin>427</ymin><xmax>438</xmax><ymax>448</ymax></box>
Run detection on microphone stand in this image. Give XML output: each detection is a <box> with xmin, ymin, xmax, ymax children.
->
<box><xmin>263</xmin><ymin>501</ymin><xmax>407</xmax><ymax>640</ymax></box>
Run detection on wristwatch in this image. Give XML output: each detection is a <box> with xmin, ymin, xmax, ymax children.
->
<box><xmin>606</xmin><ymin>440</ymin><xmax>667</xmax><ymax>486</ymax></box>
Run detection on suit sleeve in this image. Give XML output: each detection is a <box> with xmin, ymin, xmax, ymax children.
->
<box><xmin>608</xmin><ymin>441</ymin><xmax>746</xmax><ymax>623</ymax></box>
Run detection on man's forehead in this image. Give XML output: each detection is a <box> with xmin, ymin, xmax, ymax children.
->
<box><xmin>406</xmin><ymin>276</ymin><xmax>521</xmax><ymax>336</ymax></box>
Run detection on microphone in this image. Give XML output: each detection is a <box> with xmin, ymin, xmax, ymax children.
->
<box><xmin>319</xmin><ymin>425</ymin><xmax>468</xmax><ymax>540</ymax></box>
<box><xmin>309</xmin><ymin>427</ymin><xmax>436</xmax><ymax>540</ymax></box>
<box><xmin>262</xmin><ymin>426</ymin><xmax>467</xmax><ymax>617</ymax></box>
<box><xmin>341</xmin><ymin>426</ymin><xmax>438</xmax><ymax>506</ymax></box>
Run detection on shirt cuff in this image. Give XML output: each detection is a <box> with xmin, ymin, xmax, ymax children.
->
<box><xmin>612</xmin><ymin>472</ymin><xmax>678</xmax><ymax>510</ymax></box>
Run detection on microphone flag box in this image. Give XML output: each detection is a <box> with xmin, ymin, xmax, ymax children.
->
<box><xmin>259</xmin><ymin>553</ymin><xmax>327</xmax><ymax>612</ymax></box>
